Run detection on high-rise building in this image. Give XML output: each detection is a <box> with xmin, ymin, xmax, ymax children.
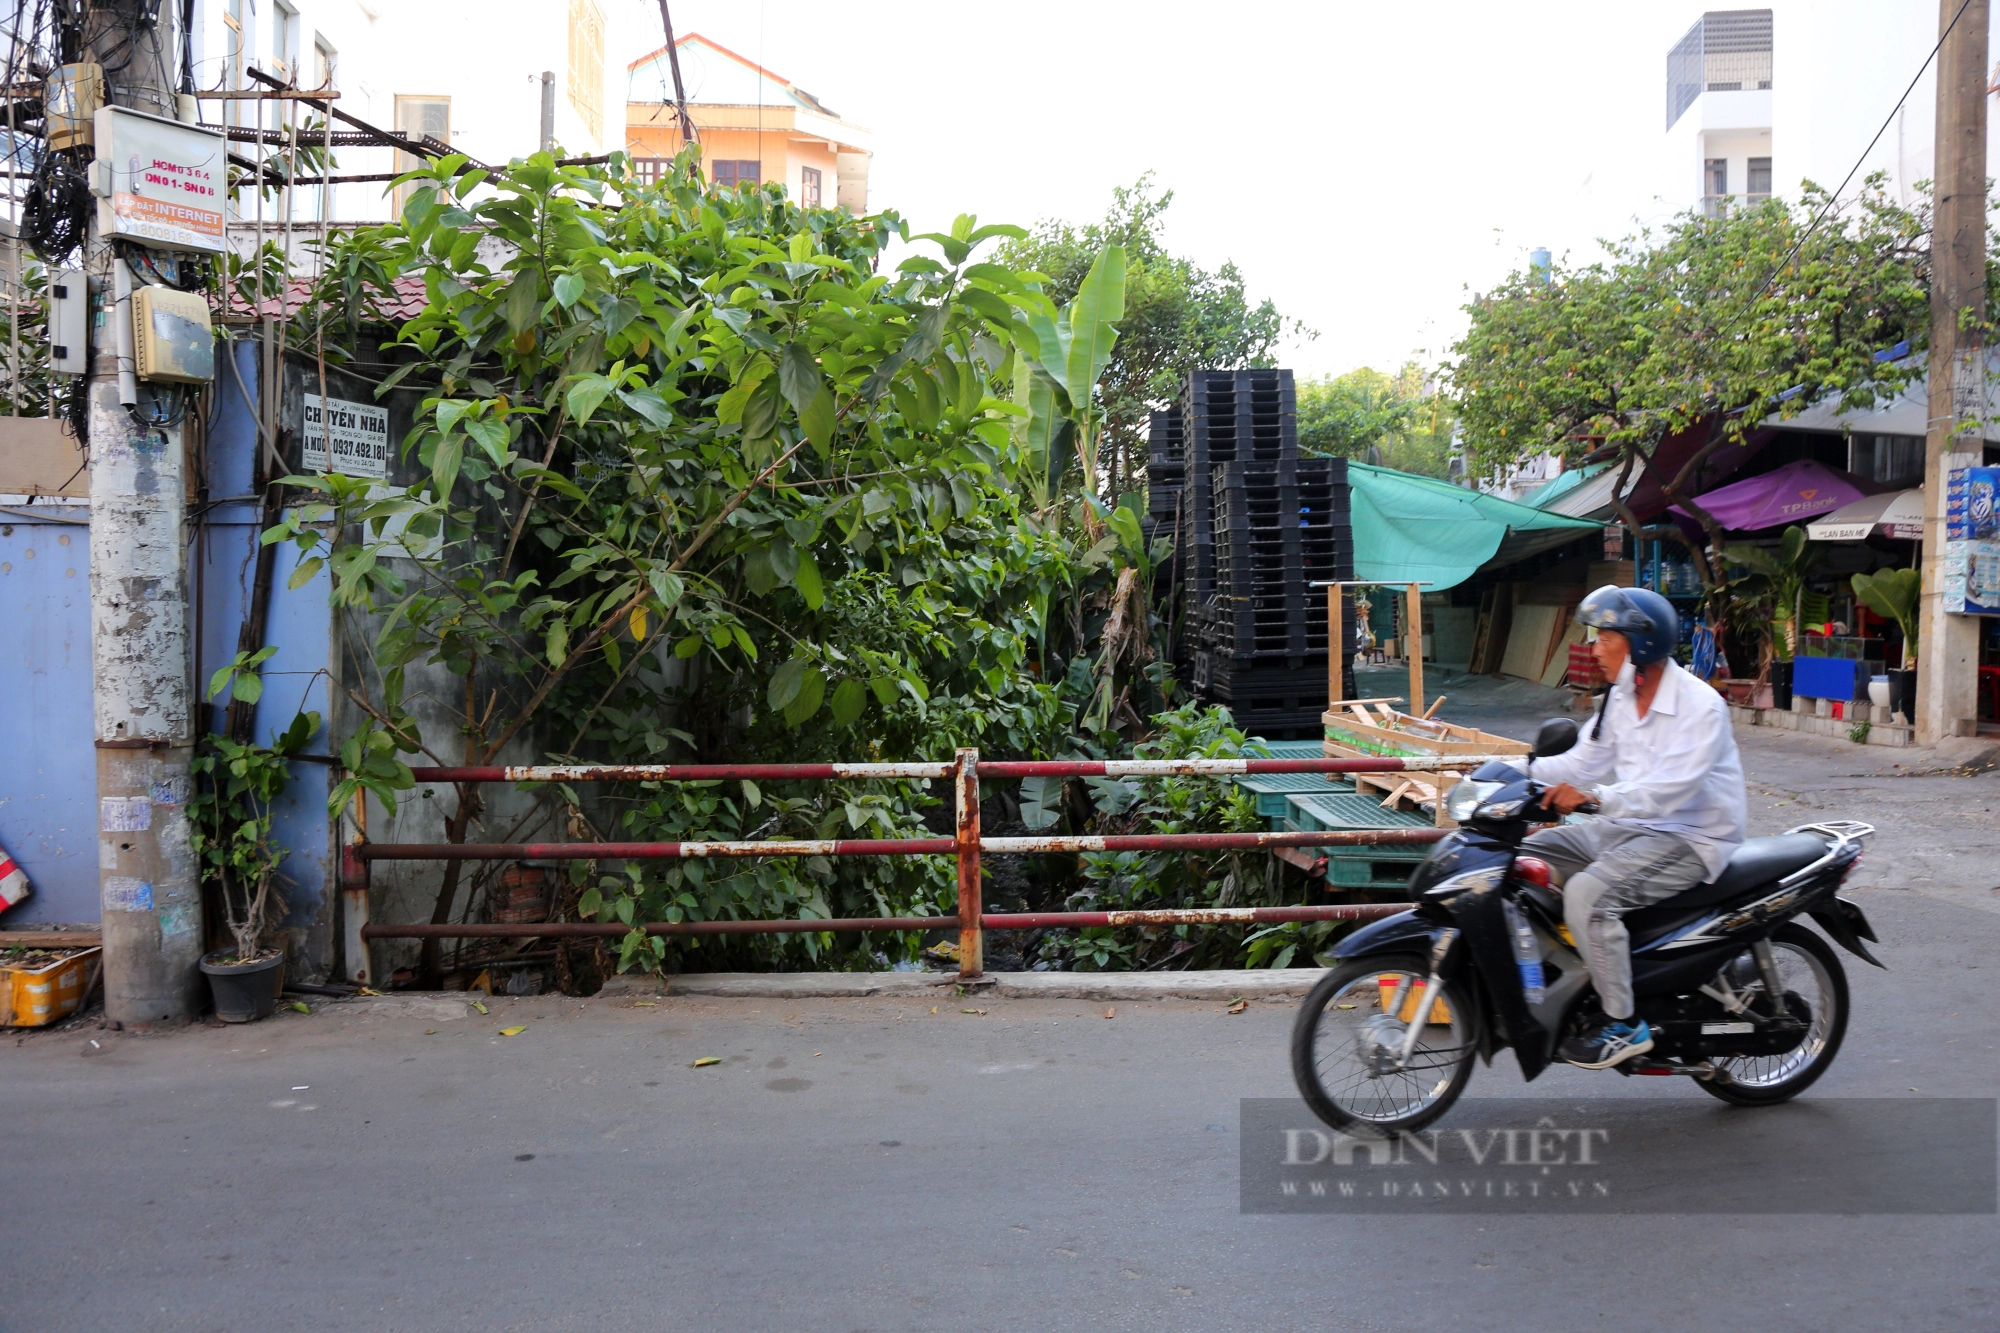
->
<box><xmin>1665</xmin><ymin>10</ymin><xmax>1774</xmax><ymax>218</ymax></box>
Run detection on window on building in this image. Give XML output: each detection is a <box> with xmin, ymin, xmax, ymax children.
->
<box><xmin>313</xmin><ymin>36</ymin><xmax>337</xmax><ymax>91</ymax></box>
<box><xmin>271</xmin><ymin>1</ymin><xmax>298</xmax><ymax>80</ymax></box>
<box><xmin>393</xmin><ymin>96</ymin><xmax>451</xmax><ymax>213</ymax></box>
<box><xmin>711</xmin><ymin>160</ymin><xmax>760</xmax><ymax>188</ymax></box>
<box><xmin>223</xmin><ymin>0</ymin><xmax>244</xmax><ymax>90</ymax></box>
<box><xmin>1852</xmin><ymin>434</ymin><xmax>1925</xmax><ymax>487</ymax></box>
<box><xmin>1703</xmin><ymin>158</ymin><xmax>1729</xmax><ymax>217</ymax></box>
<box><xmin>566</xmin><ymin>0</ymin><xmax>607</xmax><ymax>144</ymax></box>
<box><xmin>1747</xmin><ymin>156</ymin><xmax>1772</xmax><ymax>200</ymax></box>
<box><xmin>800</xmin><ymin>165</ymin><xmax>822</xmax><ymax>207</ymax></box>
<box><xmin>632</xmin><ymin>158</ymin><xmax>673</xmax><ymax>185</ymax></box>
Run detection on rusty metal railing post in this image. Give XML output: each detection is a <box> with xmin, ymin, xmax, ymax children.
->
<box><xmin>341</xmin><ymin>787</ymin><xmax>372</xmax><ymax>986</ymax></box>
<box><xmin>340</xmin><ymin>841</ymin><xmax>372</xmax><ymax>986</ymax></box>
<box><xmin>955</xmin><ymin>746</ymin><xmax>982</xmax><ymax>979</ymax></box>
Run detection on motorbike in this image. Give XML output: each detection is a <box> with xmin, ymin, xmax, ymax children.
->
<box><xmin>1290</xmin><ymin>716</ymin><xmax>1883</xmax><ymax>1135</ymax></box>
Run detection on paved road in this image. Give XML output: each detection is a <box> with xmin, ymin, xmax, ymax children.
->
<box><xmin>6</xmin><ymin>679</ymin><xmax>1999</xmax><ymax>1331</ymax></box>
<box><xmin>3</xmin><ymin>881</ymin><xmax>1996</xmax><ymax>1332</ymax></box>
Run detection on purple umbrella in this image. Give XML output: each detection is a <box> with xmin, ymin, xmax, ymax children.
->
<box><xmin>1670</xmin><ymin>459</ymin><xmax>1867</xmax><ymax>531</ymax></box>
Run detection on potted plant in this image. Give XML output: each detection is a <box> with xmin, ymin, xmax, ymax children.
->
<box><xmin>1852</xmin><ymin>567</ymin><xmax>1920</xmax><ymax>723</ymax></box>
<box><xmin>1721</xmin><ymin>525</ymin><xmax>1819</xmax><ymax>711</ymax></box>
<box><xmin>188</xmin><ymin>711</ymin><xmax>320</xmax><ymax>1022</ymax></box>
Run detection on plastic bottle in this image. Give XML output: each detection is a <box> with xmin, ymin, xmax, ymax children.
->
<box><xmin>1502</xmin><ymin>896</ymin><xmax>1545</xmax><ymax>1003</ymax></box>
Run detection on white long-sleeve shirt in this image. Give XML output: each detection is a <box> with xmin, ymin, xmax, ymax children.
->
<box><xmin>1531</xmin><ymin>657</ymin><xmax>1747</xmax><ymax>879</ymax></box>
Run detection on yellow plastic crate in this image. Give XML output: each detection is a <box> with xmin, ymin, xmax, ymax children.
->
<box><xmin>1</xmin><ymin>946</ymin><xmax>99</xmax><ymax>1027</ymax></box>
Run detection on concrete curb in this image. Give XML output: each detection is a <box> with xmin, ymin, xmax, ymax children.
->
<box><xmin>596</xmin><ymin>970</ymin><xmax>1322</xmax><ymax>1002</ymax></box>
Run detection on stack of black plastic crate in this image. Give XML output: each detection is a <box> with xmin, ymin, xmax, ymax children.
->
<box><xmin>1180</xmin><ymin>369</ymin><xmax>1355</xmax><ymax>738</ymax></box>
<box><xmin>1142</xmin><ymin>408</ymin><xmax>1185</xmax><ymax>609</ymax></box>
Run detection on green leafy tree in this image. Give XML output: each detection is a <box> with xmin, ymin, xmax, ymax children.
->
<box><xmin>1298</xmin><ymin>362</ymin><xmax>1455</xmax><ymax>477</ymax></box>
<box><xmin>995</xmin><ymin>174</ymin><xmax>1293</xmax><ymax>500</ymax></box>
<box><xmin>1448</xmin><ymin>178</ymin><xmax>1930</xmax><ymax>602</ymax></box>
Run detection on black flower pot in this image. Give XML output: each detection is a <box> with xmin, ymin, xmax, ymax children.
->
<box><xmin>1769</xmin><ymin>659</ymin><xmax>1794</xmax><ymax>712</ymax></box>
<box><xmin>200</xmin><ymin>950</ymin><xmax>285</xmax><ymax>1023</ymax></box>
<box><xmin>1887</xmin><ymin>668</ymin><xmax>1917</xmax><ymax>724</ymax></box>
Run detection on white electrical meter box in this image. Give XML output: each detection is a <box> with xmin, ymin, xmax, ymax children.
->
<box><xmin>132</xmin><ymin>285</ymin><xmax>214</xmax><ymax>383</ymax></box>
<box><xmin>48</xmin><ymin>268</ymin><xmax>87</xmax><ymax>375</ymax></box>
<box><xmin>91</xmin><ymin>105</ymin><xmax>226</xmax><ymax>254</ymax></box>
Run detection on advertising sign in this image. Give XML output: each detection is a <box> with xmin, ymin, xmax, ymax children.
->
<box><xmin>92</xmin><ymin>106</ymin><xmax>226</xmax><ymax>254</ymax></box>
<box><xmin>1944</xmin><ymin>466</ymin><xmax>2000</xmax><ymax>614</ymax></box>
<box><xmin>301</xmin><ymin>394</ymin><xmax>391</xmax><ymax>478</ymax></box>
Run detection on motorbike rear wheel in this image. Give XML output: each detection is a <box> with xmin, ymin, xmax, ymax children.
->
<box><xmin>1698</xmin><ymin>923</ymin><xmax>1848</xmax><ymax>1106</ymax></box>
<box><xmin>1291</xmin><ymin>954</ymin><xmax>1481</xmax><ymax>1135</ymax></box>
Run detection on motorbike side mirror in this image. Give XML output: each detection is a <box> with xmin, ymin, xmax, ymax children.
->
<box><xmin>1531</xmin><ymin>717</ymin><xmax>1579</xmax><ymax>758</ymax></box>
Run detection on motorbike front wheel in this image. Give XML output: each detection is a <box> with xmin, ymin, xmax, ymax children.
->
<box><xmin>1291</xmin><ymin>954</ymin><xmax>1481</xmax><ymax>1135</ymax></box>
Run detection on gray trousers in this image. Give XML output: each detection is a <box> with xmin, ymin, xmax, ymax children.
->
<box><xmin>1520</xmin><ymin>822</ymin><xmax>1710</xmax><ymax>1020</ymax></box>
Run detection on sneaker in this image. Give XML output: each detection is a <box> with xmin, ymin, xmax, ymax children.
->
<box><xmin>1560</xmin><ymin>1018</ymin><xmax>1655</xmax><ymax>1069</ymax></box>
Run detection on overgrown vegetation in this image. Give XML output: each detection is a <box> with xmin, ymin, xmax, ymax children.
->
<box><xmin>270</xmin><ymin>151</ymin><xmax>1315</xmax><ymax>978</ymax></box>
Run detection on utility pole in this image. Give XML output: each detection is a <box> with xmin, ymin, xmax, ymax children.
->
<box><xmin>1918</xmin><ymin>0</ymin><xmax>1988</xmax><ymax>745</ymax></box>
<box><xmin>655</xmin><ymin>1</ymin><xmax>698</xmax><ymax>150</ymax></box>
<box><xmin>89</xmin><ymin>2</ymin><xmax>201</xmax><ymax>1023</ymax></box>
<box><xmin>539</xmin><ymin>71</ymin><xmax>555</xmax><ymax>154</ymax></box>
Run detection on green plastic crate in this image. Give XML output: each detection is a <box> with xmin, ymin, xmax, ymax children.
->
<box><xmin>1232</xmin><ymin>771</ymin><xmax>1354</xmax><ymax>822</ymax></box>
<box><xmin>1284</xmin><ymin>792</ymin><xmax>1431</xmax><ymax>892</ymax></box>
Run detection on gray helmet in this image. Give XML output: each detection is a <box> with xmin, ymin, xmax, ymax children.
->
<box><xmin>1577</xmin><ymin>585</ymin><xmax>1678</xmax><ymax>665</ymax></box>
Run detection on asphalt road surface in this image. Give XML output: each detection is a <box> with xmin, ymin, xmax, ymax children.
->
<box><xmin>4</xmin><ymin>694</ymin><xmax>1998</xmax><ymax>1332</ymax></box>
<box><xmin>3</xmin><ymin>880</ymin><xmax>1997</xmax><ymax>1332</ymax></box>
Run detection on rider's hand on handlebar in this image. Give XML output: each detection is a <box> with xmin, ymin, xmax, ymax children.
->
<box><xmin>1543</xmin><ymin>782</ymin><xmax>1596</xmax><ymax>815</ymax></box>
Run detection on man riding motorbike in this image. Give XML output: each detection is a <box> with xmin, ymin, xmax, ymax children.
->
<box><xmin>1527</xmin><ymin>585</ymin><xmax>1748</xmax><ymax>1069</ymax></box>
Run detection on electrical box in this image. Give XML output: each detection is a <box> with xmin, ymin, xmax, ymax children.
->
<box><xmin>48</xmin><ymin>268</ymin><xmax>87</xmax><ymax>375</ymax></box>
<box><xmin>131</xmin><ymin>285</ymin><xmax>213</xmax><ymax>384</ymax></box>
<box><xmin>91</xmin><ymin>106</ymin><xmax>227</xmax><ymax>254</ymax></box>
<box><xmin>44</xmin><ymin>63</ymin><xmax>104</xmax><ymax>152</ymax></box>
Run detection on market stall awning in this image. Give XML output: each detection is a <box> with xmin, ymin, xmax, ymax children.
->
<box><xmin>1805</xmin><ymin>487</ymin><xmax>1924</xmax><ymax>542</ymax></box>
<box><xmin>1348</xmin><ymin>462</ymin><xmax>1602</xmax><ymax>590</ymax></box>
<box><xmin>1670</xmin><ymin>458</ymin><xmax>1865</xmax><ymax>530</ymax></box>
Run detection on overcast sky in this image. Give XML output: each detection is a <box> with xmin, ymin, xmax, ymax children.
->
<box><xmin>607</xmin><ymin>2</ymin><xmax>1832</xmax><ymax>380</ymax></box>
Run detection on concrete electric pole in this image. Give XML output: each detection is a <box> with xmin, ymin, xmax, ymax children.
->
<box><xmin>1918</xmin><ymin>0</ymin><xmax>1990</xmax><ymax>745</ymax></box>
<box><xmin>89</xmin><ymin>3</ymin><xmax>201</xmax><ymax>1023</ymax></box>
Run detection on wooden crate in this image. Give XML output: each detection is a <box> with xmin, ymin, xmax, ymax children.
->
<box><xmin>1322</xmin><ymin>701</ymin><xmax>1529</xmax><ymax>827</ymax></box>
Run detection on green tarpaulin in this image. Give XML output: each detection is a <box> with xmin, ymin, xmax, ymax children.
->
<box><xmin>1347</xmin><ymin>462</ymin><xmax>1602</xmax><ymax>590</ymax></box>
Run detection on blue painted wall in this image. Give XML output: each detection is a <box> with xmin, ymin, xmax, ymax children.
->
<box><xmin>1</xmin><ymin>335</ymin><xmax>335</xmax><ymax>940</ymax></box>
<box><xmin>0</xmin><ymin>507</ymin><xmax>96</xmax><ymax>923</ymax></box>
<box><xmin>197</xmin><ymin>336</ymin><xmax>336</xmax><ymax>941</ymax></box>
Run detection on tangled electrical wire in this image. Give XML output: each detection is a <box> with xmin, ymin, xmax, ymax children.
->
<box><xmin>20</xmin><ymin>145</ymin><xmax>89</xmax><ymax>262</ymax></box>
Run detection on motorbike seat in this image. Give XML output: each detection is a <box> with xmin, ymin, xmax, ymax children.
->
<box><xmin>1623</xmin><ymin>833</ymin><xmax>1829</xmax><ymax>944</ymax></box>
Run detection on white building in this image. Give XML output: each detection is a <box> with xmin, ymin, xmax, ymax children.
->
<box><xmin>1664</xmin><ymin>9</ymin><xmax>1774</xmax><ymax>218</ymax></box>
<box><xmin>187</xmin><ymin>0</ymin><xmax>624</xmax><ymax>234</ymax></box>
<box><xmin>1663</xmin><ymin>2</ymin><xmax>2000</xmax><ymax>217</ymax></box>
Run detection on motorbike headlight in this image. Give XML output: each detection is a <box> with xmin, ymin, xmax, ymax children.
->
<box><xmin>1445</xmin><ymin>779</ymin><xmax>1504</xmax><ymax>822</ymax></box>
